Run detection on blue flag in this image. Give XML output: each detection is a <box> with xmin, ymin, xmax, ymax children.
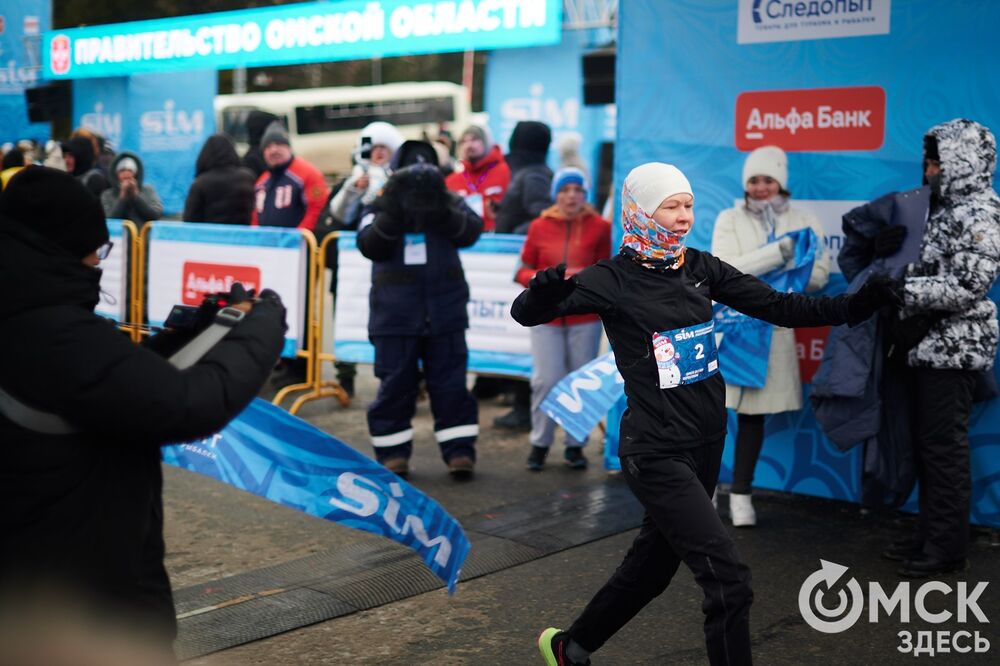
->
<box><xmin>713</xmin><ymin>228</ymin><xmax>819</xmax><ymax>388</ymax></box>
<box><xmin>540</xmin><ymin>352</ymin><xmax>623</xmax><ymax>443</ymax></box>
<box><xmin>161</xmin><ymin>399</ymin><xmax>470</xmax><ymax>594</ymax></box>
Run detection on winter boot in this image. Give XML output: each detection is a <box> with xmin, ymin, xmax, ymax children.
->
<box><xmin>564</xmin><ymin>447</ymin><xmax>588</xmax><ymax>470</ymax></box>
<box><xmin>526</xmin><ymin>446</ymin><xmax>549</xmax><ymax>471</ymax></box>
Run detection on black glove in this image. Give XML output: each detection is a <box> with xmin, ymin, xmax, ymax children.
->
<box><xmin>847</xmin><ymin>274</ymin><xmax>904</xmax><ymax>324</ymax></box>
<box><xmin>885</xmin><ymin>311</ymin><xmax>937</xmax><ymax>354</ymax></box>
<box><xmin>873</xmin><ymin>225</ymin><xmax>907</xmax><ymax>258</ymax></box>
<box><xmin>256</xmin><ymin>288</ymin><xmax>289</xmax><ymax>333</ymax></box>
<box><xmin>529</xmin><ymin>264</ymin><xmax>576</xmax><ymax>305</ymax></box>
<box><xmin>371</xmin><ymin>210</ymin><xmax>406</xmax><ymax>238</ymax></box>
<box><xmin>226</xmin><ymin>282</ymin><xmax>253</xmax><ymax>305</ymax></box>
<box><xmin>372</xmin><ymin>173</ymin><xmax>406</xmax><ymax>224</ymax></box>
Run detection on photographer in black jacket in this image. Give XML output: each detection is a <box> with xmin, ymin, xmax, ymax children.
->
<box><xmin>357</xmin><ymin>141</ymin><xmax>483</xmax><ymax>479</ymax></box>
<box><xmin>0</xmin><ymin>167</ymin><xmax>287</xmax><ymax>644</ymax></box>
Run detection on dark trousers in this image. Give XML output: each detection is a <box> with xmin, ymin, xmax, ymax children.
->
<box><xmin>367</xmin><ymin>332</ymin><xmax>478</xmax><ymax>463</ymax></box>
<box><xmin>908</xmin><ymin>367</ymin><xmax>975</xmax><ymax>560</ymax></box>
<box><xmin>732</xmin><ymin>413</ymin><xmax>765</xmax><ymax>495</ymax></box>
<box><xmin>568</xmin><ymin>440</ymin><xmax>753</xmax><ymax>666</ymax></box>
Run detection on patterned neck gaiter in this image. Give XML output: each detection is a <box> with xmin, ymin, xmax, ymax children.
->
<box><xmin>620</xmin><ymin>183</ymin><xmax>687</xmax><ymax>270</ymax></box>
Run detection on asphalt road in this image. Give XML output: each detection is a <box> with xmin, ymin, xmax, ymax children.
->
<box><xmin>162</xmin><ymin>366</ymin><xmax>1000</xmax><ymax>665</ymax></box>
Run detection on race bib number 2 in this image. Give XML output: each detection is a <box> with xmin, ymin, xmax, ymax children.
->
<box><xmin>652</xmin><ymin>321</ymin><xmax>719</xmax><ymax>389</ymax></box>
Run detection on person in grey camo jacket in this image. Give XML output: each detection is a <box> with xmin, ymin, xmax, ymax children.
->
<box><xmin>882</xmin><ymin>118</ymin><xmax>1000</xmax><ymax>578</ymax></box>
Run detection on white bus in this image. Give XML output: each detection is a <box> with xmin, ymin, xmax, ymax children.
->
<box><xmin>215</xmin><ymin>81</ymin><xmax>472</xmax><ymax>176</ymax></box>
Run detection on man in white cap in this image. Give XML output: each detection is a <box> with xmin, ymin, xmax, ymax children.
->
<box><xmin>512</xmin><ymin>162</ymin><xmax>902</xmax><ymax>666</ymax></box>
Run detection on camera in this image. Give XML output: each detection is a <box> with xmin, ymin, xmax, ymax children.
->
<box><xmin>163</xmin><ymin>291</ymin><xmax>247</xmax><ymax>333</ymax></box>
<box><xmin>359</xmin><ymin>135</ymin><xmax>373</xmax><ymax>161</ymax></box>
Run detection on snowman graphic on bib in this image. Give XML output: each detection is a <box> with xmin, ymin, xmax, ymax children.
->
<box><xmin>653</xmin><ymin>332</ymin><xmax>682</xmax><ymax>389</ymax></box>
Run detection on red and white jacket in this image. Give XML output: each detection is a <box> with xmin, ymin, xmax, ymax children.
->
<box><xmin>445</xmin><ymin>145</ymin><xmax>511</xmax><ymax>232</ymax></box>
<box><xmin>252</xmin><ymin>156</ymin><xmax>329</xmax><ymax>230</ymax></box>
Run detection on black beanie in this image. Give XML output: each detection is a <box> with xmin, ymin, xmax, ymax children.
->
<box><xmin>260</xmin><ymin>120</ymin><xmax>291</xmax><ymax>149</ymax></box>
<box><xmin>390</xmin><ymin>140</ymin><xmax>440</xmax><ymax>170</ymax></box>
<box><xmin>2</xmin><ymin>149</ymin><xmax>25</xmax><ymax>170</ymax></box>
<box><xmin>509</xmin><ymin>121</ymin><xmax>552</xmax><ymax>154</ymax></box>
<box><xmin>0</xmin><ymin>166</ymin><xmax>108</xmax><ymax>259</ymax></box>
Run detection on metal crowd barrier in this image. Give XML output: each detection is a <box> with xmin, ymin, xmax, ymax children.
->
<box><xmin>108</xmin><ymin>220</ymin><xmax>351</xmax><ymax>415</ymax></box>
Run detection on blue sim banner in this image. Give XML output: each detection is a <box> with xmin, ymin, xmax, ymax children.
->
<box><xmin>541</xmin><ymin>352</ymin><xmax>622</xmax><ymax>444</ymax></box>
<box><xmin>615</xmin><ymin>0</ymin><xmax>1000</xmax><ymax>526</ymax></box>
<box><xmin>42</xmin><ymin>0</ymin><xmax>561</xmax><ymax>80</ymax></box>
<box><xmin>74</xmin><ymin>69</ymin><xmax>216</xmax><ymax>214</ymax></box>
<box><xmin>0</xmin><ymin>0</ymin><xmax>51</xmax><ymax>143</ymax></box>
<box><xmin>484</xmin><ymin>27</ymin><xmax>615</xmax><ymax>199</ymax></box>
<box><xmin>162</xmin><ymin>399</ymin><xmax>470</xmax><ymax>593</ymax></box>
<box><xmin>714</xmin><ymin>227</ymin><xmax>819</xmax><ymax>388</ymax></box>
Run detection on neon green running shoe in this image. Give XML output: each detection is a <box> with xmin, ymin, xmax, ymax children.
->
<box><xmin>537</xmin><ymin>627</ymin><xmax>591</xmax><ymax>665</ymax></box>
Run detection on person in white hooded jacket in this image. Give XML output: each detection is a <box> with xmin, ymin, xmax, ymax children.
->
<box><xmin>328</xmin><ymin>121</ymin><xmax>405</xmax><ymax>227</ymax></box>
<box><xmin>711</xmin><ymin>146</ymin><xmax>829</xmax><ymax>527</ymax></box>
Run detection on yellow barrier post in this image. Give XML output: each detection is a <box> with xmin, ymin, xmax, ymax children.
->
<box><xmin>271</xmin><ymin>229</ymin><xmax>321</xmax><ymax>407</ymax></box>
<box><xmin>119</xmin><ymin>220</ymin><xmax>142</xmax><ymax>342</ymax></box>
<box><xmin>136</xmin><ymin>221</ymin><xmax>152</xmax><ymax>340</ymax></box>
<box><xmin>275</xmin><ymin>231</ymin><xmax>351</xmax><ymax>414</ymax></box>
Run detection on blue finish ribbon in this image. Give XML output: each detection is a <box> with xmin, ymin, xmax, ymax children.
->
<box><xmin>162</xmin><ymin>399</ymin><xmax>470</xmax><ymax>593</ymax></box>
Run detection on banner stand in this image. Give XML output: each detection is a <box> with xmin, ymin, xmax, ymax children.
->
<box><xmin>273</xmin><ymin>231</ymin><xmax>352</xmax><ymax>414</ymax></box>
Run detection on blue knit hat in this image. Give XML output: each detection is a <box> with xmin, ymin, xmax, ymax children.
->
<box><xmin>551</xmin><ymin>166</ymin><xmax>588</xmax><ymax>198</ymax></box>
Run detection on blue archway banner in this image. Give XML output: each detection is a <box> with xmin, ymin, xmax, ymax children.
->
<box><xmin>613</xmin><ymin>0</ymin><xmax>1000</xmax><ymax>526</ymax></box>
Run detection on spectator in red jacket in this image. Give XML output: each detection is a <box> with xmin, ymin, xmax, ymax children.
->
<box><xmin>252</xmin><ymin>122</ymin><xmax>329</xmax><ymax>230</ymax></box>
<box><xmin>515</xmin><ymin>167</ymin><xmax>611</xmax><ymax>471</ymax></box>
<box><xmin>445</xmin><ymin>125</ymin><xmax>510</xmax><ymax>232</ymax></box>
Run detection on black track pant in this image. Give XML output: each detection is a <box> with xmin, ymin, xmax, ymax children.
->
<box><xmin>568</xmin><ymin>440</ymin><xmax>754</xmax><ymax>665</ymax></box>
<box><xmin>907</xmin><ymin>367</ymin><xmax>975</xmax><ymax>561</ymax></box>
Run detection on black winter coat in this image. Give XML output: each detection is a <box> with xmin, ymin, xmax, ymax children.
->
<box><xmin>0</xmin><ymin>221</ymin><xmax>284</xmax><ymax>636</ymax></box>
<box><xmin>357</xmin><ymin>170</ymin><xmax>483</xmax><ymax>336</ymax></box>
<box><xmin>494</xmin><ymin>162</ymin><xmax>553</xmax><ymax>235</ymax></box>
<box><xmin>512</xmin><ymin>251</ymin><xmax>860</xmax><ymax>456</ymax></box>
<box><xmin>184</xmin><ymin>135</ymin><xmax>256</xmax><ymax>225</ymax></box>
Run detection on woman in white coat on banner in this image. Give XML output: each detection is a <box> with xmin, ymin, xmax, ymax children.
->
<box><xmin>711</xmin><ymin>145</ymin><xmax>830</xmax><ymax>526</ymax></box>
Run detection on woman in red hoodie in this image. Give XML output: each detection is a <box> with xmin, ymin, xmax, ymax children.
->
<box><xmin>445</xmin><ymin>125</ymin><xmax>511</xmax><ymax>232</ymax></box>
<box><xmin>515</xmin><ymin>167</ymin><xmax>612</xmax><ymax>470</ymax></box>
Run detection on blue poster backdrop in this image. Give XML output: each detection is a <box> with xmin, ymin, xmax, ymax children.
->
<box><xmin>484</xmin><ymin>27</ymin><xmax>615</xmax><ymax>198</ymax></box>
<box><xmin>0</xmin><ymin>1</ymin><xmax>51</xmax><ymax>143</ymax></box>
<box><xmin>73</xmin><ymin>75</ymin><xmax>127</xmax><ymax>151</ymax></box>
<box><xmin>74</xmin><ymin>69</ymin><xmax>216</xmax><ymax>215</ymax></box>
<box><xmin>615</xmin><ymin>0</ymin><xmax>1000</xmax><ymax>526</ymax></box>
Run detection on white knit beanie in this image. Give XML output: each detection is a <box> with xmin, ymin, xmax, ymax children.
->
<box><xmin>742</xmin><ymin>146</ymin><xmax>788</xmax><ymax>189</ymax></box>
<box><xmin>358</xmin><ymin>121</ymin><xmax>404</xmax><ymax>154</ymax></box>
<box><xmin>115</xmin><ymin>156</ymin><xmax>139</xmax><ymax>174</ymax></box>
<box><xmin>624</xmin><ymin>163</ymin><xmax>694</xmax><ymax>214</ymax></box>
